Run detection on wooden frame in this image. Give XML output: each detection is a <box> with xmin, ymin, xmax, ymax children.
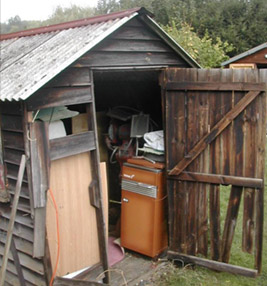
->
<box><xmin>162</xmin><ymin>68</ymin><xmax>267</xmax><ymax>276</ymax></box>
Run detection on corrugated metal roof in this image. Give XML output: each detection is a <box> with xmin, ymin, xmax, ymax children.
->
<box><xmin>221</xmin><ymin>42</ymin><xmax>267</xmax><ymax>66</ymax></box>
<box><xmin>0</xmin><ymin>7</ymin><xmax>200</xmax><ymax>102</ymax></box>
<box><xmin>0</xmin><ymin>10</ymin><xmax>139</xmax><ymax>101</ymax></box>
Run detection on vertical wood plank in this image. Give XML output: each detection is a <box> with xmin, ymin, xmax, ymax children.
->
<box><xmin>221</xmin><ymin>69</ymin><xmax>245</xmax><ymax>263</ymax></box>
<box><xmin>10</xmin><ymin>238</ymin><xmax>26</xmax><ymax>286</ymax></box>
<box><xmin>22</xmin><ymin>104</ymin><xmax>34</xmax><ymax>217</ymax></box>
<box><xmin>254</xmin><ymin>69</ymin><xmax>267</xmax><ymax>273</ymax></box>
<box><xmin>165</xmin><ymin>68</ymin><xmax>187</xmax><ymax>253</ymax></box>
<box><xmin>184</xmin><ymin>69</ymin><xmax>198</xmax><ymax>255</ymax></box>
<box><xmin>207</xmin><ymin>69</ymin><xmax>222</xmax><ymax>261</ymax></box>
<box><xmin>196</xmin><ymin>69</ymin><xmax>210</xmax><ymax>257</ymax></box>
<box><xmin>87</xmin><ymin>70</ymin><xmax>109</xmax><ymax>283</ymax></box>
<box><xmin>29</xmin><ymin>121</ymin><xmax>50</xmax><ymax>209</ymax></box>
<box><xmin>242</xmin><ymin>69</ymin><xmax>257</xmax><ymax>253</ymax></box>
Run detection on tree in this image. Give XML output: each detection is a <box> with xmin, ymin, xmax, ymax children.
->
<box><xmin>44</xmin><ymin>5</ymin><xmax>95</xmax><ymax>25</ymax></box>
<box><xmin>164</xmin><ymin>21</ymin><xmax>233</xmax><ymax>68</ymax></box>
<box><xmin>96</xmin><ymin>0</ymin><xmax>120</xmax><ymax>14</ymax></box>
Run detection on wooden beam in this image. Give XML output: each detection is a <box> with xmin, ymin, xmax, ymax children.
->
<box><xmin>10</xmin><ymin>238</ymin><xmax>26</xmax><ymax>286</ymax></box>
<box><xmin>0</xmin><ymin>155</ymin><xmax>26</xmax><ymax>286</ymax></box>
<box><xmin>168</xmin><ymin>90</ymin><xmax>261</xmax><ymax>176</ymax></box>
<box><xmin>86</xmin><ymin>70</ymin><xmax>109</xmax><ymax>284</ymax></box>
<box><xmin>166</xmin><ymin>82</ymin><xmax>266</xmax><ymax>92</ymax></box>
<box><xmin>27</xmin><ymin>87</ymin><xmax>92</xmax><ymax>111</ymax></box>
<box><xmin>168</xmin><ymin>171</ymin><xmax>263</xmax><ymax>188</ymax></box>
<box><xmin>53</xmin><ymin>277</ymin><xmax>105</xmax><ymax>286</ymax></box>
<box><xmin>29</xmin><ymin>121</ymin><xmax>50</xmax><ymax>208</ymax></box>
<box><xmin>50</xmin><ymin>131</ymin><xmax>96</xmax><ymax>161</ymax></box>
<box><xmin>167</xmin><ymin>251</ymin><xmax>258</xmax><ymax>278</ymax></box>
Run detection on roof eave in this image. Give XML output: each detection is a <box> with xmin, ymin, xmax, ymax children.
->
<box><xmin>221</xmin><ymin>42</ymin><xmax>267</xmax><ymax>66</ymax></box>
<box><xmin>1</xmin><ymin>13</ymin><xmax>139</xmax><ymax>102</ymax></box>
<box><xmin>0</xmin><ymin>7</ymin><xmax>153</xmax><ymax>41</ymax></box>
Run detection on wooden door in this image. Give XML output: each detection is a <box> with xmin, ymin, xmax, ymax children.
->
<box><xmin>26</xmin><ymin>68</ymin><xmax>108</xmax><ymax>284</ymax></box>
<box><xmin>162</xmin><ymin>68</ymin><xmax>267</xmax><ymax>277</ymax></box>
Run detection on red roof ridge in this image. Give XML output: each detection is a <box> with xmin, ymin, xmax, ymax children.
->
<box><xmin>0</xmin><ymin>7</ymin><xmax>151</xmax><ymax>41</ymax></box>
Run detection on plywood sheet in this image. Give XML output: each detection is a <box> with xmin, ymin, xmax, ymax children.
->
<box><xmin>46</xmin><ymin>152</ymin><xmax>100</xmax><ymax>276</ymax></box>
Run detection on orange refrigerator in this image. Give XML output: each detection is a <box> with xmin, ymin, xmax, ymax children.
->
<box><xmin>120</xmin><ymin>158</ymin><xmax>167</xmax><ymax>258</ymax></box>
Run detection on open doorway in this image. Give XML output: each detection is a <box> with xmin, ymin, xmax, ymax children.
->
<box><xmin>93</xmin><ymin>69</ymin><xmax>167</xmax><ymax>262</ymax></box>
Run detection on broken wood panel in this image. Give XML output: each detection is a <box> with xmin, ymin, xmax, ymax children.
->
<box><xmin>170</xmin><ymin>172</ymin><xmax>263</xmax><ymax>188</ymax></box>
<box><xmin>1</xmin><ymin>115</ymin><xmax>23</xmax><ymax>133</ymax></box>
<box><xmin>29</xmin><ymin>121</ymin><xmax>50</xmax><ymax>208</ymax></box>
<box><xmin>166</xmin><ymin>81</ymin><xmax>266</xmax><ymax>91</ymax></box>
<box><xmin>27</xmin><ymin>86</ymin><xmax>93</xmax><ymax>111</ymax></box>
<box><xmin>45</xmin><ymin>67</ymin><xmax>91</xmax><ymax>87</ymax></box>
<box><xmin>47</xmin><ymin>152</ymin><xmax>101</xmax><ymax>276</ymax></box>
<box><xmin>76</xmin><ymin>51</ymin><xmax>186</xmax><ymax>68</ymax></box>
<box><xmin>50</xmin><ymin>131</ymin><xmax>96</xmax><ymax>161</ymax></box>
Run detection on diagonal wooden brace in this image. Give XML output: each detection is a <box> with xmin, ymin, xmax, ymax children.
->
<box><xmin>168</xmin><ymin>90</ymin><xmax>261</xmax><ymax>176</ymax></box>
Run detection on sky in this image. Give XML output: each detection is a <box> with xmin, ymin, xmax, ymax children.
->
<box><xmin>0</xmin><ymin>0</ymin><xmax>98</xmax><ymax>23</ymax></box>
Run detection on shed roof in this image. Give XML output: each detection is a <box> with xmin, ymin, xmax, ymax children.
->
<box><xmin>0</xmin><ymin>7</ymin><xmax>200</xmax><ymax>102</ymax></box>
<box><xmin>221</xmin><ymin>42</ymin><xmax>267</xmax><ymax>66</ymax></box>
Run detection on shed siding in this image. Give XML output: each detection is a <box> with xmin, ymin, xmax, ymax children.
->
<box><xmin>75</xmin><ymin>18</ymin><xmax>190</xmax><ymax>68</ymax></box>
<box><xmin>233</xmin><ymin>48</ymin><xmax>267</xmax><ymax>65</ymax></box>
<box><xmin>0</xmin><ymin>103</ymin><xmax>46</xmax><ymax>286</ymax></box>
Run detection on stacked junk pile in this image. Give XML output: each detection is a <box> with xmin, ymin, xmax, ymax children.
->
<box><xmin>104</xmin><ymin>107</ymin><xmax>167</xmax><ymax>264</ymax></box>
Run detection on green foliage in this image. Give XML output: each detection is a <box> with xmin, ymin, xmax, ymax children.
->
<box><xmin>96</xmin><ymin>0</ymin><xmax>120</xmax><ymax>14</ymax></box>
<box><xmin>164</xmin><ymin>21</ymin><xmax>233</xmax><ymax>68</ymax></box>
<box><xmin>42</xmin><ymin>5</ymin><xmax>95</xmax><ymax>25</ymax></box>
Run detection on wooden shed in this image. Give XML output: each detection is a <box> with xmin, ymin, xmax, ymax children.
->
<box><xmin>0</xmin><ymin>7</ymin><xmax>266</xmax><ymax>286</ymax></box>
<box><xmin>221</xmin><ymin>42</ymin><xmax>267</xmax><ymax>69</ymax></box>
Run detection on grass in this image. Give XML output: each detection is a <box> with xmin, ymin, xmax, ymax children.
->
<box><xmin>155</xmin><ymin>144</ymin><xmax>267</xmax><ymax>286</ymax></box>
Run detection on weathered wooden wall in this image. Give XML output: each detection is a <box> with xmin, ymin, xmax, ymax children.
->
<box><xmin>0</xmin><ymin>102</ymin><xmax>47</xmax><ymax>285</ymax></box>
<box><xmin>75</xmin><ymin>18</ymin><xmax>190</xmax><ymax>68</ymax></box>
<box><xmin>163</xmin><ymin>68</ymin><xmax>267</xmax><ymax>276</ymax></box>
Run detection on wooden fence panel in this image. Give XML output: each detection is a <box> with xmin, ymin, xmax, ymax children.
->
<box><xmin>163</xmin><ymin>68</ymin><xmax>267</xmax><ymax>276</ymax></box>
